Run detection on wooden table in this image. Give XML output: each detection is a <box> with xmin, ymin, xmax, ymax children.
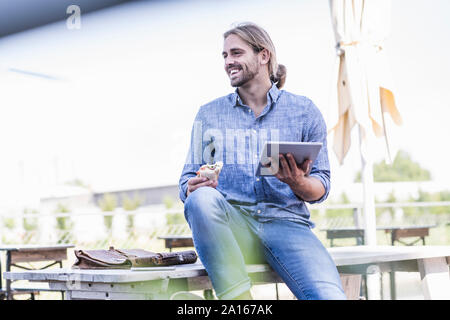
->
<box><xmin>4</xmin><ymin>246</ymin><xmax>449</xmax><ymax>300</ymax></box>
<box><xmin>0</xmin><ymin>244</ymin><xmax>74</xmax><ymax>300</ymax></box>
<box><xmin>322</xmin><ymin>225</ymin><xmax>436</xmax><ymax>247</ymax></box>
<box><xmin>322</xmin><ymin>225</ymin><xmax>437</xmax><ymax>299</ymax></box>
<box><xmin>157</xmin><ymin>235</ymin><xmax>194</xmax><ymax>252</ymax></box>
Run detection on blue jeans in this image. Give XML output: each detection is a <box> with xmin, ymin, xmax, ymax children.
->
<box><xmin>184</xmin><ymin>187</ymin><xmax>347</xmax><ymax>300</ymax></box>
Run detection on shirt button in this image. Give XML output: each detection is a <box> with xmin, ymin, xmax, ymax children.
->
<box><xmin>252</xmin><ymin>129</ymin><xmax>257</xmax><ymax>134</ymax></box>
<box><xmin>248</xmin><ymin>109</ymin><xmax>251</xmax><ymax>113</ymax></box>
<box><xmin>256</xmin><ymin>178</ymin><xmax>260</xmax><ymax>181</ymax></box>
<box><xmin>257</xmin><ymin>210</ymin><xmax>261</xmax><ymax>214</ymax></box>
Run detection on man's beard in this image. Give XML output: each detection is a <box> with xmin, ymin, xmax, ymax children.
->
<box><xmin>230</xmin><ymin>63</ymin><xmax>258</xmax><ymax>88</ymax></box>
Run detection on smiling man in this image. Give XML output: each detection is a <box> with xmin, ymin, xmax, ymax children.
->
<box><xmin>178</xmin><ymin>22</ymin><xmax>346</xmax><ymax>300</ymax></box>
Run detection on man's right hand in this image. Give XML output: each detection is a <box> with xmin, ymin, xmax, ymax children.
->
<box><xmin>186</xmin><ymin>176</ymin><xmax>219</xmax><ymax>197</ymax></box>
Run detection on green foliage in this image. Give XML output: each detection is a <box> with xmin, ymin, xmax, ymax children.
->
<box><xmin>403</xmin><ymin>189</ymin><xmax>450</xmax><ymax>216</ymax></box>
<box><xmin>325</xmin><ymin>192</ymin><xmax>354</xmax><ymax>218</ymax></box>
<box><xmin>166</xmin><ymin>212</ymin><xmax>186</xmax><ymax>225</ymax></box>
<box><xmin>54</xmin><ymin>203</ymin><xmax>72</xmax><ymax>230</ymax></box>
<box><xmin>376</xmin><ymin>190</ymin><xmax>397</xmax><ymax>216</ymax></box>
<box><xmin>99</xmin><ymin>193</ymin><xmax>117</xmax><ymax>212</ymax></box>
<box><xmin>64</xmin><ymin>178</ymin><xmax>90</xmax><ymax>188</ymax></box>
<box><xmin>123</xmin><ymin>194</ymin><xmax>142</xmax><ymax>211</ymax></box>
<box><xmin>123</xmin><ymin>194</ymin><xmax>140</xmax><ymax>234</ymax></box>
<box><xmin>355</xmin><ymin>150</ymin><xmax>431</xmax><ymax>182</ymax></box>
<box><xmin>3</xmin><ymin>217</ymin><xmax>15</xmax><ymax>229</ymax></box>
<box><xmin>53</xmin><ymin>203</ymin><xmax>74</xmax><ymax>244</ymax></box>
<box><xmin>23</xmin><ymin>207</ymin><xmax>39</xmax><ymax>231</ymax></box>
<box><xmin>126</xmin><ymin>214</ymin><xmax>135</xmax><ymax>235</ymax></box>
<box><xmin>163</xmin><ymin>195</ymin><xmax>185</xmax><ymax>225</ymax></box>
<box><xmin>99</xmin><ymin>193</ymin><xmax>117</xmax><ymax>233</ymax></box>
<box><xmin>163</xmin><ymin>195</ymin><xmax>175</xmax><ymax>209</ymax></box>
<box><xmin>103</xmin><ymin>214</ymin><xmax>113</xmax><ymax>233</ymax></box>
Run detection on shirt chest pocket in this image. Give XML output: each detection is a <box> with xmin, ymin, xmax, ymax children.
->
<box><xmin>262</xmin><ymin>176</ymin><xmax>296</xmax><ymax>201</ymax></box>
<box><xmin>265</xmin><ymin>125</ymin><xmax>303</xmax><ymax>142</ymax></box>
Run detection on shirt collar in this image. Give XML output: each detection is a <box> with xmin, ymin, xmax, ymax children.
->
<box><xmin>231</xmin><ymin>82</ymin><xmax>281</xmax><ymax>107</ymax></box>
<box><xmin>267</xmin><ymin>82</ymin><xmax>281</xmax><ymax>103</ymax></box>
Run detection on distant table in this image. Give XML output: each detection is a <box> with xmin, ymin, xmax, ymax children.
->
<box><xmin>0</xmin><ymin>244</ymin><xmax>74</xmax><ymax>300</ymax></box>
<box><xmin>322</xmin><ymin>225</ymin><xmax>437</xmax><ymax>299</ymax></box>
<box><xmin>157</xmin><ymin>235</ymin><xmax>194</xmax><ymax>252</ymax></box>
<box><xmin>322</xmin><ymin>225</ymin><xmax>436</xmax><ymax>247</ymax></box>
<box><xmin>4</xmin><ymin>246</ymin><xmax>450</xmax><ymax>300</ymax></box>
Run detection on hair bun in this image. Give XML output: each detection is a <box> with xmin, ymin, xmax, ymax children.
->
<box><xmin>274</xmin><ymin>64</ymin><xmax>287</xmax><ymax>89</ymax></box>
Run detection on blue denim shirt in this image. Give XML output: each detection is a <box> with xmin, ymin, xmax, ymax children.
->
<box><xmin>178</xmin><ymin>83</ymin><xmax>330</xmax><ymax>228</ymax></box>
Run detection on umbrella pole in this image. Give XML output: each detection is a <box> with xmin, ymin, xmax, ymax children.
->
<box><xmin>359</xmin><ymin>125</ymin><xmax>382</xmax><ymax>300</ymax></box>
<box><xmin>358</xmin><ymin>125</ymin><xmax>377</xmax><ymax>246</ymax></box>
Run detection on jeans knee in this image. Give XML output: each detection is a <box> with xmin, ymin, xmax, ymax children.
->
<box><xmin>184</xmin><ymin>187</ymin><xmax>226</xmax><ymax>221</ymax></box>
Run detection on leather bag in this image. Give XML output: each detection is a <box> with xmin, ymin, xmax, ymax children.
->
<box><xmin>72</xmin><ymin>246</ymin><xmax>197</xmax><ymax>269</ymax></box>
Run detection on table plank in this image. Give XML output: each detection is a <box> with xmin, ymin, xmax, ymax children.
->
<box><xmin>321</xmin><ymin>225</ymin><xmax>436</xmax><ymax>232</ymax></box>
<box><xmin>328</xmin><ymin>246</ymin><xmax>450</xmax><ymax>266</ymax></box>
<box><xmin>0</xmin><ymin>244</ymin><xmax>75</xmax><ymax>251</ymax></box>
<box><xmin>4</xmin><ymin>262</ymin><xmax>276</xmax><ymax>284</ymax></box>
<box><xmin>11</xmin><ymin>248</ymin><xmax>68</xmax><ymax>263</ymax></box>
<box><xmin>5</xmin><ymin>246</ymin><xmax>449</xmax><ymax>300</ymax></box>
<box><xmin>5</xmin><ymin>246</ymin><xmax>450</xmax><ymax>282</ymax></box>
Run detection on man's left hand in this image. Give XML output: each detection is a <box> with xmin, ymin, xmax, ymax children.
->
<box><xmin>265</xmin><ymin>153</ymin><xmax>312</xmax><ymax>190</ymax></box>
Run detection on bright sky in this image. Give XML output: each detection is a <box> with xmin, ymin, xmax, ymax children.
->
<box><xmin>0</xmin><ymin>0</ymin><xmax>449</xmax><ymax>209</ymax></box>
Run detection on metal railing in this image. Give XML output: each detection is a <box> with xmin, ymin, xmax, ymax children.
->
<box><xmin>0</xmin><ymin>201</ymin><xmax>449</xmax><ymax>248</ymax></box>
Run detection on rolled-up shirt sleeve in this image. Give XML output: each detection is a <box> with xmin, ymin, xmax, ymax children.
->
<box><xmin>304</xmin><ymin>100</ymin><xmax>331</xmax><ymax>204</ymax></box>
<box><xmin>178</xmin><ymin>109</ymin><xmax>204</xmax><ymax>203</ymax></box>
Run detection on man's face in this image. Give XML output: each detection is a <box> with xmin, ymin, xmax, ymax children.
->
<box><xmin>222</xmin><ymin>34</ymin><xmax>260</xmax><ymax>88</ymax></box>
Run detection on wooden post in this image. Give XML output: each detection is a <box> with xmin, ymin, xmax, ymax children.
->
<box><xmin>358</xmin><ymin>125</ymin><xmax>377</xmax><ymax>246</ymax></box>
<box><xmin>6</xmin><ymin>251</ymin><xmax>12</xmax><ymax>300</ymax></box>
<box><xmin>353</xmin><ymin>208</ymin><xmax>364</xmax><ymax>245</ymax></box>
<box><xmin>418</xmin><ymin>257</ymin><xmax>450</xmax><ymax>300</ymax></box>
<box><xmin>339</xmin><ymin>274</ymin><xmax>362</xmax><ymax>300</ymax></box>
<box><xmin>353</xmin><ymin>207</ymin><xmax>362</xmax><ymax>228</ymax></box>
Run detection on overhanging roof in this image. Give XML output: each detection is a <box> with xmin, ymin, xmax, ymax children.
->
<box><xmin>0</xmin><ymin>0</ymin><xmax>133</xmax><ymax>37</ymax></box>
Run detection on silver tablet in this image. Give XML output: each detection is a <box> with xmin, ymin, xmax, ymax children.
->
<box><xmin>255</xmin><ymin>141</ymin><xmax>322</xmax><ymax>176</ymax></box>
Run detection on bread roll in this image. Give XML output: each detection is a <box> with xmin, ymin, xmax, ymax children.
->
<box><xmin>196</xmin><ymin>161</ymin><xmax>223</xmax><ymax>181</ymax></box>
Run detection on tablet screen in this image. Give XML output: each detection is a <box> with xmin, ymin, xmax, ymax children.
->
<box><xmin>255</xmin><ymin>141</ymin><xmax>322</xmax><ymax>176</ymax></box>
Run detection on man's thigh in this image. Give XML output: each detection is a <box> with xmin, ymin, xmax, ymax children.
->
<box><xmin>185</xmin><ymin>188</ymin><xmax>265</xmax><ymax>264</ymax></box>
<box><xmin>227</xmin><ymin>207</ymin><xmax>266</xmax><ymax>265</ymax></box>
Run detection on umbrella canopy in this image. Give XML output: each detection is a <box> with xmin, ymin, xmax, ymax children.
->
<box><xmin>328</xmin><ymin>0</ymin><xmax>403</xmax><ymax>245</ymax></box>
<box><xmin>329</xmin><ymin>0</ymin><xmax>402</xmax><ymax>164</ymax></box>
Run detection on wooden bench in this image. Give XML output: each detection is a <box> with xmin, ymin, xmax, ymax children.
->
<box><xmin>6</xmin><ymin>246</ymin><xmax>448</xmax><ymax>300</ymax></box>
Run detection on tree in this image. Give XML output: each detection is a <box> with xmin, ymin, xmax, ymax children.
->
<box><xmin>99</xmin><ymin>193</ymin><xmax>117</xmax><ymax>233</ymax></box>
<box><xmin>64</xmin><ymin>178</ymin><xmax>90</xmax><ymax>189</ymax></box>
<box><xmin>163</xmin><ymin>195</ymin><xmax>185</xmax><ymax>225</ymax></box>
<box><xmin>23</xmin><ymin>207</ymin><xmax>39</xmax><ymax>231</ymax></box>
<box><xmin>123</xmin><ymin>194</ymin><xmax>142</xmax><ymax>236</ymax></box>
<box><xmin>54</xmin><ymin>203</ymin><xmax>74</xmax><ymax>244</ymax></box>
<box><xmin>355</xmin><ymin>150</ymin><xmax>431</xmax><ymax>182</ymax></box>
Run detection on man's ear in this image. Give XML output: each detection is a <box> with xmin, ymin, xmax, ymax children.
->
<box><xmin>259</xmin><ymin>48</ymin><xmax>270</xmax><ymax>66</ymax></box>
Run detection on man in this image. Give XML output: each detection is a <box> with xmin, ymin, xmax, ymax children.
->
<box><xmin>178</xmin><ymin>22</ymin><xmax>346</xmax><ymax>300</ymax></box>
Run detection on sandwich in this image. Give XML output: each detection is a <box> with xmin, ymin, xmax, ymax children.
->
<box><xmin>196</xmin><ymin>161</ymin><xmax>223</xmax><ymax>181</ymax></box>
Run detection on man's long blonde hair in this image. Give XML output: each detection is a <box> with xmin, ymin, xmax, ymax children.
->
<box><xmin>223</xmin><ymin>22</ymin><xmax>286</xmax><ymax>89</ymax></box>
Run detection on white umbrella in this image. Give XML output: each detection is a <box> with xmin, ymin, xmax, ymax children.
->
<box><xmin>328</xmin><ymin>0</ymin><xmax>403</xmax><ymax>246</ymax></box>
